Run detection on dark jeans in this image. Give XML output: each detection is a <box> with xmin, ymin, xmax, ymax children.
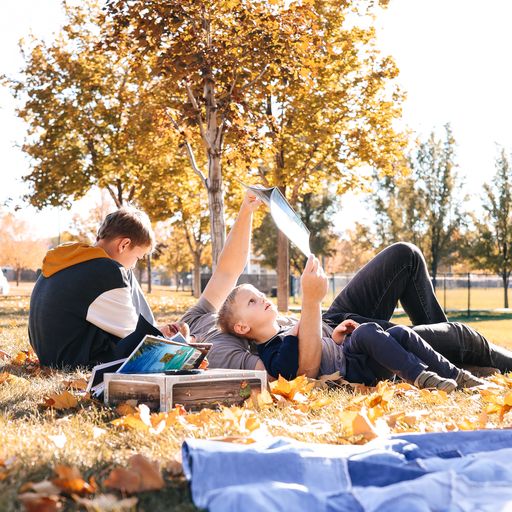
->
<box><xmin>323</xmin><ymin>242</ymin><xmax>512</xmax><ymax>373</ymax></box>
<box><xmin>343</xmin><ymin>323</ymin><xmax>460</xmax><ymax>386</ymax></box>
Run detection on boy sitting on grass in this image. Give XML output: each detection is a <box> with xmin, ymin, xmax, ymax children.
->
<box><xmin>29</xmin><ymin>206</ymin><xmax>176</xmax><ymax>368</ymax></box>
<box><xmin>217</xmin><ymin>256</ymin><xmax>485</xmax><ymax>391</ymax></box>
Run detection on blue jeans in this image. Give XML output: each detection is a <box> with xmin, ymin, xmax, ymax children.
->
<box><xmin>343</xmin><ymin>323</ymin><xmax>460</xmax><ymax>385</ymax></box>
<box><xmin>323</xmin><ymin>242</ymin><xmax>512</xmax><ymax>372</ymax></box>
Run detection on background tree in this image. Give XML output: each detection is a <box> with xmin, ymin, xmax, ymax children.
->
<box><xmin>469</xmin><ymin>148</ymin><xmax>512</xmax><ymax>307</ymax></box>
<box><xmin>0</xmin><ymin>213</ymin><xmax>47</xmax><ymax>286</ymax></box>
<box><xmin>369</xmin><ymin>125</ymin><xmax>464</xmax><ymax>287</ymax></box>
<box><xmin>324</xmin><ymin>225</ymin><xmax>378</xmax><ymax>274</ymax></box>
<box><xmin>9</xmin><ymin>1</ymin><xmax>185</xmax><ymax>210</ymax></box>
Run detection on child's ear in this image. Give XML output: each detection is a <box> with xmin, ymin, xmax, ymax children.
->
<box><xmin>233</xmin><ymin>322</ymin><xmax>250</xmax><ymax>336</ymax></box>
<box><xmin>118</xmin><ymin>238</ymin><xmax>132</xmax><ymax>253</ymax></box>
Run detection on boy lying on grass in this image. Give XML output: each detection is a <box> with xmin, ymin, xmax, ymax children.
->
<box><xmin>217</xmin><ymin>256</ymin><xmax>485</xmax><ymax>391</ymax></box>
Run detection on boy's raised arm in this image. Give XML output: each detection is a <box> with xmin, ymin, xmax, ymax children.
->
<box><xmin>201</xmin><ymin>192</ymin><xmax>262</xmax><ymax>310</ymax></box>
<box><xmin>297</xmin><ymin>256</ymin><xmax>328</xmax><ymax>378</ymax></box>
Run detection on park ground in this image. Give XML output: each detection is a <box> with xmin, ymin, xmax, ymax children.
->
<box><xmin>1</xmin><ymin>283</ymin><xmax>512</xmax><ymax>511</ymax></box>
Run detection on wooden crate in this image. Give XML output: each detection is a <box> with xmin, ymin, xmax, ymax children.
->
<box><xmin>104</xmin><ymin>369</ymin><xmax>267</xmax><ymax>412</ymax></box>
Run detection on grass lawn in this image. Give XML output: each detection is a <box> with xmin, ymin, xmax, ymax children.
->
<box><xmin>2</xmin><ymin>283</ymin><xmax>512</xmax><ymax>510</ymax></box>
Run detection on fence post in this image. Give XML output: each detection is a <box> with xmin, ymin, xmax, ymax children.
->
<box><xmin>443</xmin><ymin>274</ymin><xmax>447</xmax><ymax>313</ymax></box>
<box><xmin>467</xmin><ymin>272</ymin><xmax>471</xmax><ymax>317</ymax></box>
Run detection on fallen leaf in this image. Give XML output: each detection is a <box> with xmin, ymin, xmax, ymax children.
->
<box><xmin>0</xmin><ymin>372</ymin><xmax>28</xmax><ymax>385</ymax></box>
<box><xmin>18</xmin><ymin>494</ymin><xmax>62</xmax><ymax>512</ymax></box>
<box><xmin>52</xmin><ymin>465</ymin><xmax>97</xmax><ymax>495</ymax></box>
<box><xmin>104</xmin><ymin>454</ymin><xmax>164</xmax><ymax>494</ymax></box>
<box><xmin>164</xmin><ymin>458</ymin><xmax>183</xmax><ymax>477</ymax></box>
<box><xmin>43</xmin><ymin>391</ymin><xmax>78</xmax><ymax>410</ymax></box>
<box><xmin>115</xmin><ymin>402</ymin><xmax>138</xmax><ymax>416</ymax></box>
<box><xmin>63</xmin><ymin>378</ymin><xmax>88</xmax><ymax>391</ymax></box>
<box><xmin>19</xmin><ymin>480</ymin><xmax>61</xmax><ymax>496</ymax></box>
<box><xmin>73</xmin><ymin>494</ymin><xmax>138</xmax><ymax>512</ymax></box>
<box><xmin>0</xmin><ymin>349</ymin><xmax>10</xmax><ymax>360</ymax></box>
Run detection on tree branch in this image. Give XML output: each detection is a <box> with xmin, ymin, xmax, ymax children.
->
<box><xmin>184</xmin><ymin>81</ymin><xmax>211</xmax><ymax>151</ymax></box>
<box><xmin>168</xmin><ymin>112</ymin><xmax>207</xmax><ymax>186</ymax></box>
<box><xmin>239</xmin><ymin>64</ymin><xmax>269</xmax><ymax>94</ymax></box>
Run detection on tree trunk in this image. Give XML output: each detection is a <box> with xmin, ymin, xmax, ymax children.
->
<box><xmin>277</xmin><ymin>230</ymin><xmax>289</xmax><ymax>312</ymax></box>
<box><xmin>16</xmin><ymin>268</ymin><xmax>20</xmax><ymax>287</ymax></box>
<box><xmin>503</xmin><ymin>272</ymin><xmax>509</xmax><ymax>308</ymax></box>
<box><xmin>175</xmin><ymin>272</ymin><xmax>180</xmax><ymax>292</ymax></box>
<box><xmin>193</xmin><ymin>253</ymin><xmax>201</xmax><ymax>299</ymax></box>
<box><xmin>205</xmin><ymin>76</ymin><xmax>226</xmax><ymax>269</ymax></box>
<box><xmin>431</xmin><ymin>258</ymin><xmax>438</xmax><ymax>291</ymax></box>
<box><xmin>147</xmin><ymin>254</ymin><xmax>152</xmax><ymax>294</ymax></box>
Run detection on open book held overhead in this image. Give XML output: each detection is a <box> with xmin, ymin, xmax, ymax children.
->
<box><xmin>239</xmin><ymin>181</ymin><xmax>311</xmax><ymax>257</ymax></box>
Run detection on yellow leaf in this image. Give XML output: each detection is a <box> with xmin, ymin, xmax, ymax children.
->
<box><xmin>43</xmin><ymin>391</ymin><xmax>78</xmax><ymax>410</ymax></box>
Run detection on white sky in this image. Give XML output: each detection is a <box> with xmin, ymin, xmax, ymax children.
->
<box><xmin>1</xmin><ymin>0</ymin><xmax>511</xmax><ymax>237</ymax></box>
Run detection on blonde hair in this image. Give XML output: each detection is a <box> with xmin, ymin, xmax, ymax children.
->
<box><xmin>217</xmin><ymin>285</ymin><xmax>245</xmax><ymax>335</ymax></box>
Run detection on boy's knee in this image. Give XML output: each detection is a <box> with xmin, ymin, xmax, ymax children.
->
<box><xmin>387</xmin><ymin>242</ymin><xmax>422</xmax><ymax>261</ymax></box>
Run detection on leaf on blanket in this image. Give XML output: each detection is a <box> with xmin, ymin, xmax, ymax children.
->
<box><xmin>104</xmin><ymin>454</ymin><xmax>164</xmax><ymax>494</ymax></box>
<box><xmin>43</xmin><ymin>391</ymin><xmax>78</xmax><ymax>410</ymax></box>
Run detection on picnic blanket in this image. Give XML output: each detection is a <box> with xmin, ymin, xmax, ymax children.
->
<box><xmin>182</xmin><ymin>430</ymin><xmax>512</xmax><ymax>512</ymax></box>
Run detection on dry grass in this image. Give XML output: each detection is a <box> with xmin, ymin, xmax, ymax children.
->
<box><xmin>1</xmin><ymin>285</ymin><xmax>512</xmax><ymax>511</ymax></box>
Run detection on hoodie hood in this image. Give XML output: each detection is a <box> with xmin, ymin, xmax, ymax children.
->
<box><xmin>42</xmin><ymin>242</ymin><xmax>110</xmax><ymax>278</ymax></box>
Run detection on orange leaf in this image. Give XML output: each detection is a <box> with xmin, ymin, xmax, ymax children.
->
<box><xmin>64</xmin><ymin>378</ymin><xmax>88</xmax><ymax>391</ymax></box>
<box><xmin>104</xmin><ymin>454</ymin><xmax>164</xmax><ymax>494</ymax></box>
<box><xmin>18</xmin><ymin>494</ymin><xmax>62</xmax><ymax>512</ymax></box>
<box><xmin>504</xmin><ymin>391</ymin><xmax>512</xmax><ymax>406</ymax></box>
<box><xmin>52</xmin><ymin>465</ymin><xmax>96</xmax><ymax>495</ymax></box>
<box><xmin>43</xmin><ymin>391</ymin><xmax>78</xmax><ymax>410</ymax></box>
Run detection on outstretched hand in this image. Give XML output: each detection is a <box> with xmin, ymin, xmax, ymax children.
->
<box><xmin>241</xmin><ymin>191</ymin><xmax>263</xmax><ymax>213</ymax></box>
<box><xmin>332</xmin><ymin>319</ymin><xmax>359</xmax><ymax>345</ymax></box>
<box><xmin>300</xmin><ymin>255</ymin><xmax>328</xmax><ymax>305</ymax></box>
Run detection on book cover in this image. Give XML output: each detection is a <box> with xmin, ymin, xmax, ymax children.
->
<box><xmin>117</xmin><ymin>334</ymin><xmax>203</xmax><ymax>374</ymax></box>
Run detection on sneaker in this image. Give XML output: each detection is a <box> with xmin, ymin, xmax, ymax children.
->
<box><xmin>455</xmin><ymin>369</ymin><xmax>487</xmax><ymax>388</ymax></box>
<box><xmin>414</xmin><ymin>370</ymin><xmax>457</xmax><ymax>392</ymax></box>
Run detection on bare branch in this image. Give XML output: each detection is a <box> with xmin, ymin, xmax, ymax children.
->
<box><xmin>185</xmin><ymin>81</ymin><xmax>211</xmax><ymax>150</ymax></box>
<box><xmin>239</xmin><ymin>64</ymin><xmax>269</xmax><ymax>94</ymax></box>
<box><xmin>168</xmin><ymin>113</ymin><xmax>208</xmax><ymax>186</ymax></box>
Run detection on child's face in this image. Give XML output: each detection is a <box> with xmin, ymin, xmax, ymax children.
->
<box><xmin>232</xmin><ymin>285</ymin><xmax>278</xmax><ymax>335</ymax></box>
<box><xmin>117</xmin><ymin>240</ymin><xmax>151</xmax><ymax>269</ymax></box>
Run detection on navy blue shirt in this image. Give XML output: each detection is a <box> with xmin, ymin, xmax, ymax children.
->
<box><xmin>256</xmin><ymin>332</ymin><xmax>300</xmax><ymax>380</ymax></box>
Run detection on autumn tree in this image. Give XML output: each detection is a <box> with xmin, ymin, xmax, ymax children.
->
<box><xmin>104</xmin><ymin>0</ymin><xmax>407</xmax><ymax>307</ymax></box>
<box><xmin>0</xmin><ymin>213</ymin><xmax>47</xmax><ymax>286</ymax></box>
<box><xmin>369</xmin><ymin>125</ymin><xmax>464</xmax><ymax>288</ymax></box>
<box><xmin>469</xmin><ymin>149</ymin><xmax>512</xmax><ymax>307</ymax></box>
<box><xmin>324</xmin><ymin>225</ymin><xmax>378</xmax><ymax>274</ymax></box>
<box><xmin>8</xmin><ymin>1</ymin><xmax>184</xmax><ymax>211</ymax></box>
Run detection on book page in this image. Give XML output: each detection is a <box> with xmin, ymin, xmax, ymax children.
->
<box><xmin>270</xmin><ymin>188</ymin><xmax>311</xmax><ymax>257</ymax></box>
